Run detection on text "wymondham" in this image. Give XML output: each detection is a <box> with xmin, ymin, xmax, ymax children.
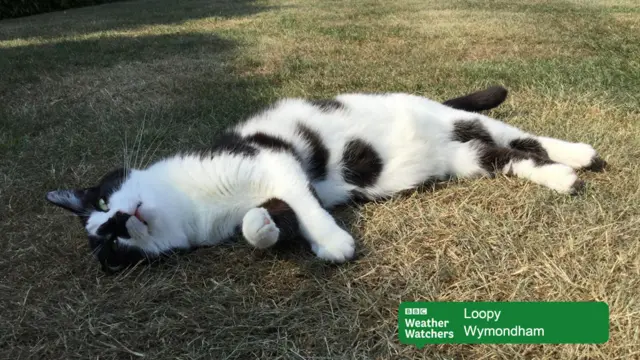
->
<box><xmin>464</xmin><ymin>325</ymin><xmax>545</xmax><ymax>339</ymax></box>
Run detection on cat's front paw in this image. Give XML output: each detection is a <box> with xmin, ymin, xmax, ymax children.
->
<box><xmin>242</xmin><ymin>208</ymin><xmax>280</xmax><ymax>249</ymax></box>
<box><xmin>311</xmin><ymin>228</ymin><xmax>355</xmax><ymax>263</ymax></box>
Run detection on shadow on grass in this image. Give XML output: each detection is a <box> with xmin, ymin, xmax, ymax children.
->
<box><xmin>1</xmin><ymin>12</ymin><xmax>382</xmax><ymax>358</ymax></box>
<box><xmin>0</xmin><ymin>30</ymin><xmax>252</xmax><ymax>159</ymax></box>
<box><xmin>0</xmin><ymin>32</ymin><xmax>237</xmax><ymax>85</ymax></box>
<box><xmin>0</xmin><ymin>0</ymin><xmax>273</xmax><ymax>41</ymax></box>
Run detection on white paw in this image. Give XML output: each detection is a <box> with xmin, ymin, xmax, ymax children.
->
<box><xmin>562</xmin><ymin>143</ymin><xmax>597</xmax><ymax>169</ymax></box>
<box><xmin>126</xmin><ymin>216</ymin><xmax>149</xmax><ymax>238</ymax></box>
<box><xmin>540</xmin><ymin>138</ymin><xmax>597</xmax><ymax>169</ymax></box>
<box><xmin>242</xmin><ymin>208</ymin><xmax>280</xmax><ymax>249</ymax></box>
<box><xmin>311</xmin><ymin>228</ymin><xmax>355</xmax><ymax>263</ymax></box>
<box><xmin>536</xmin><ymin>163</ymin><xmax>582</xmax><ymax>194</ymax></box>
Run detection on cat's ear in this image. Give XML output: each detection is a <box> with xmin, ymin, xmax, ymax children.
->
<box><xmin>45</xmin><ymin>189</ymin><xmax>89</xmax><ymax>215</ymax></box>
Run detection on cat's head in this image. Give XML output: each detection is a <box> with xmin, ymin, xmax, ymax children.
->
<box><xmin>46</xmin><ymin>167</ymin><xmax>180</xmax><ymax>273</ymax></box>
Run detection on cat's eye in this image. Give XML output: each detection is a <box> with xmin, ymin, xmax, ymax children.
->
<box><xmin>97</xmin><ymin>198</ymin><xmax>109</xmax><ymax>212</ymax></box>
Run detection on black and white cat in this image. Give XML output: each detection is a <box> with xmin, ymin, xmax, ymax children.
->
<box><xmin>46</xmin><ymin>86</ymin><xmax>606</xmax><ymax>273</ymax></box>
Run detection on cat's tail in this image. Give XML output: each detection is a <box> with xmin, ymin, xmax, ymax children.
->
<box><xmin>442</xmin><ymin>85</ymin><xmax>508</xmax><ymax>112</ymax></box>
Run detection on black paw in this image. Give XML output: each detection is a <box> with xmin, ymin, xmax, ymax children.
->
<box><xmin>569</xmin><ymin>179</ymin><xmax>586</xmax><ymax>195</ymax></box>
<box><xmin>584</xmin><ymin>156</ymin><xmax>607</xmax><ymax>172</ymax></box>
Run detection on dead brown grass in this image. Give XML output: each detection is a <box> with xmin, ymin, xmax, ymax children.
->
<box><xmin>1</xmin><ymin>0</ymin><xmax>639</xmax><ymax>359</ymax></box>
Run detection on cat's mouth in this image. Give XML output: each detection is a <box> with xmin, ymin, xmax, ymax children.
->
<box><xmin>134</xmin><ymin>203</ymin><xmax>147</xmax><ymax>225</ymax></box>
<box><xmin>126</xmin><ymin>203</ymin><xmax>151</xmax><ymax>237</ymax></box>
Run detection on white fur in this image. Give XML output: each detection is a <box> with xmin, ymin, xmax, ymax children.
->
<box><xmin>242</xmin><ymin>207</ymin><xmax>280</xmax><ymax>249</ymax></box>
<box><xmin>537</xmin><ymin>137</ymin><xmax>597</xmax><ymax>169</ymax></box>
<box><xmin>509</xmin><ymin>161</ymin><xmax>579</xmax><ymax>193</ymax></box>
<box><xmin>69</xmin><ymin>92</ymin><xmax>599</xmax><ymax>261</ymax></box>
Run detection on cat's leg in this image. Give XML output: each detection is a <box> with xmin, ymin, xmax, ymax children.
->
<box><xmin>242</xmin><ymin>198</ymin><xmax>300</xmax><ymax>249</ymax></box>
<box><xmin>453</xmin><ymin>116</ymin><xmax>606</xmax><ymax>172</ymax></box>
<box><xmin>255</xmin><ymin>153</ymin><xmax>355</xmax><ymax>262</ymax></box>
<box><xmin>526</xmin><ymin>136</ymin><xmax>606</xmax><ymax>171</ymax></box>
<box><xmin>277</xmin><ymin>186</ymin><xmax>355</xmax><ymax>262</ymax></box>
<box><xmin>451</xmin><ymin>139</ymin><xmax>584</xmax><ymax>194</ymax></box>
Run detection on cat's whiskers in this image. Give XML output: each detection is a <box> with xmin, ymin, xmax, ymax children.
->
<box><xmin>139</xmin><ymin>123</ymin><xmax>170</xmax><ymax>170</ymax></box>
<box><xmin>132</xmin><ymin>113</ymin><xmax>147</xmax><ymax>170</ymax></box>
<box><xmin>89</xmin><ymin>243</ymin><xmax>103</xmax><ymax>259</ymax></box>
<box><xmin>121</xmin><ymin>129</ymin><xmax>131</xmax><ymax>182</ymax></box>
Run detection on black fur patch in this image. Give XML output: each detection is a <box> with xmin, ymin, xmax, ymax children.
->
<box><xmin>245</xmin><ymin>132</ymin><xmax>296</xmax><ymax>154</ymax></box>
<box><xmin>584</xmin><ymin>156</ymin><xmax>607</xmax><ymax>172</ymax></box>
<box><xmin>442</xmin><ymin>86</ymin><xmax>508</xmax><ymax>112</ymax></box>
<box><xmin>96</xmin><ymin>168</ymin><xmax>130</xmax><ymax>200</ymax></box>
<box><xmin>310</xmin><ymin>99</ymin><xmax>344</xmax><ymax>112</ymax></box>
<box><xmin>88</xmin><ymin>233</ymin><xmax>154</xmax><ymax>274</ymax></box>
<box><xmin>510</xmin><ymin>138</ymin><xmax>549</xmax><ymax>159</ymax></box>
<box><xmin>349</xmin><ymin>189</ymin><xmax>371</xmax><ymax>203</ymax></box>
<box><xmin>342</xmin><ymin>139</ymin><xmax>383</xmax><ymax>187</ymax></box>
<box><xmin>452</xmin><ymin>119</ymin><xmax>495</xmax><ymax>145</ymax></box>
<box><xmin>478</xmin><ymin>145</ymin><xmax>553</xmax><ymax>172</ymax></box>
<box><xmin>296</xmin><ymin>124</ymin><xmax>329</xmax><ymax>181</ymax></box>
<box><xmin>258</xmin><ymin>198</ymin><xmax>302</xmax><ymax>246</ymax></box>
<box><xmin>570</xmin><ymin>179</ymin><xmax>586</xmax><ymax>194</ymax></box>
<box><xmin>210</xmin><ymin>131</ymin><xmax>258</xmax><ymax>157</ymax></box>
<box><xmin>96</xmin><ymin>211</ymin><xmax>132</xmax><ymax>239</ymax></box>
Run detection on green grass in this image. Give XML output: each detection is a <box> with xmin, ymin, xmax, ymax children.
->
<box><xmin>1</xmin><ymin>0</ymin><xmax>640</xmax><ymax>359</ymax></box>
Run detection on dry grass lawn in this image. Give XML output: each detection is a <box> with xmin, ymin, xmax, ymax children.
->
<box><xmin>1</xmin><ymin>0</ymin><xmax>639</xmax><ymax>359</ymax></box>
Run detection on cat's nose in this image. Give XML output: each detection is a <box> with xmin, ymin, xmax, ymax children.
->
<box><xmin>115</xmin><ymin>211</ymin><xmax>131</xmax><ymax>219</ymax></box>
<box><xmin>114</xmin><ymin>211</ymin><xmax>132</xmax><ymax>224</ymax></box>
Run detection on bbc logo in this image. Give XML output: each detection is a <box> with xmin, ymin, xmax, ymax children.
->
<box><xmin>405</xmin><ymin>308</ymin><xmax>428</xmax><ymax>315</ymax></box>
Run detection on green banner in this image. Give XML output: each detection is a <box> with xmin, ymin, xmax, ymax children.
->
<box><xmin>398</xmin><ymin>302</ymin><xmax>608</xmax><ymax>346</ymax></box>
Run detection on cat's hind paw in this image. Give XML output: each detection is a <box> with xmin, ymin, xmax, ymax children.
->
<box><xmin>534</xmin><ymin>163</ymin><xmax>583</xmax><ymax>194</ymax></box>
<box><xmin>242</xmin><ymin>207</ymin><xmax>280</xmax><ymax>249</ymax></box>
<box><xmin>311</xmin><ymin>228</ymin><xmax>355</xmax><ymax>263</ymax></box>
